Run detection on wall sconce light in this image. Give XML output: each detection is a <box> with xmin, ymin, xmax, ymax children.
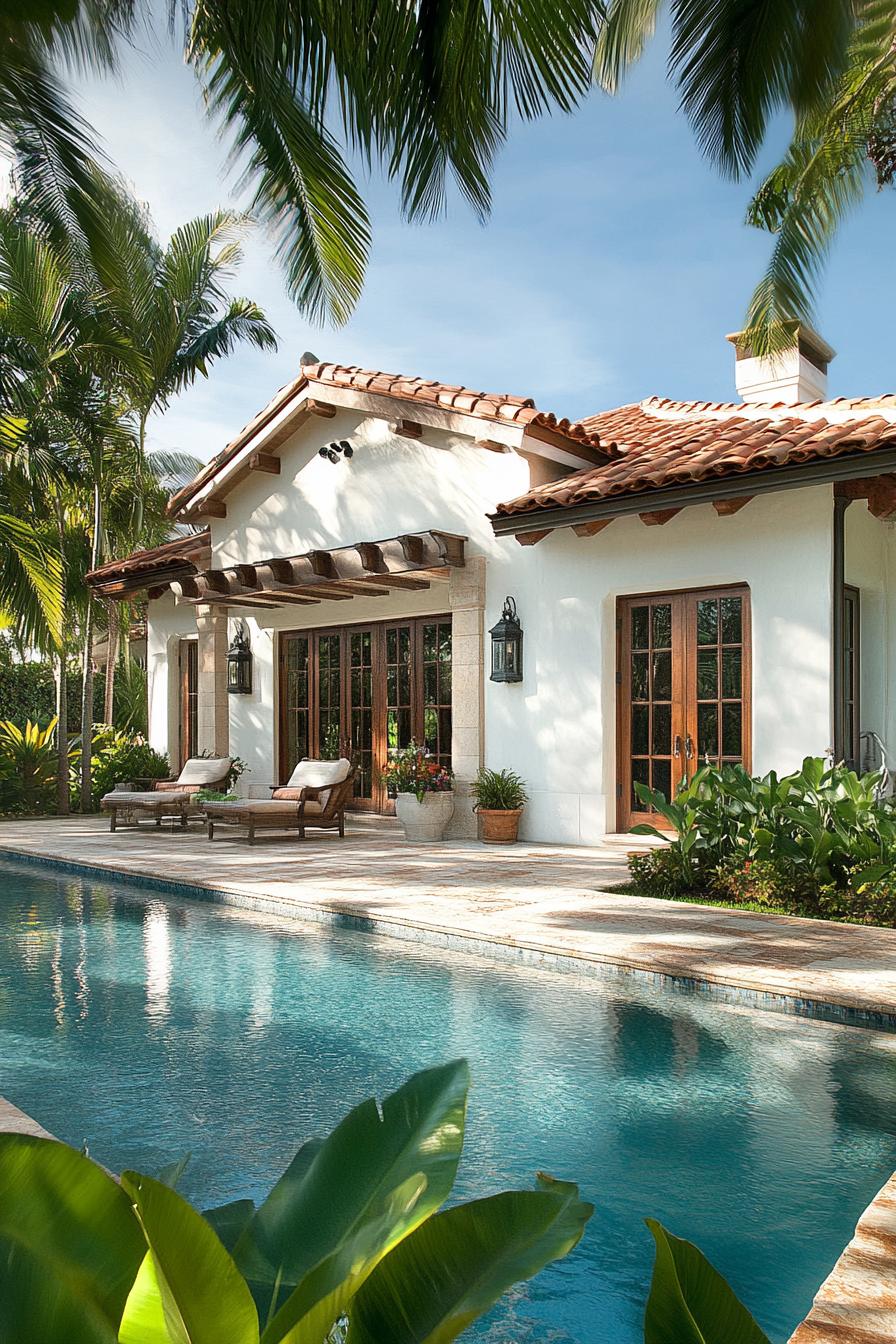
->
<box><xmin>489</xmin><ymin>597</ymin><xmax>523</xmax><ymax>683</ymax></box>
<box><xmin>318</xmin><ymin>440</ymin><xmax>354</xmax><ymax>465</ymax></box>
<box><xmin>226</xmin><ymin>624</ymin><xmax>252</xmax><ymax>694</ymax></box>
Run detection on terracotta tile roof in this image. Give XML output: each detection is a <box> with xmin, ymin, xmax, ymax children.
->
<box><xmin>494</xmin><ymin>396</ymin><xmax>896</xmax><ymax>518</ymax></box>
<box><xmin>87</xmin><ymin>530</ymin><xmax>211</xmax><ymax>591</ymax></box>
<box><xmin>168</xmin><ymin>360</ymin><xmax>602</xmax><ymax>515</ymax></box>
<box><xmin>303</xmin><ymin>362</ymin><xmax>601</xmax><ymax>445</ymax></box>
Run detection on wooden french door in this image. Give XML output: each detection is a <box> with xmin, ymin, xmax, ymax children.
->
<box><xmin>278</xmin><ymin>616</ymin><xmax>452</xmax><ymax>811</ymax></box>
<box><xmin>178</xmin><ymin>639</ymin><xmax>198</xmax><ymax>769</ymax></box>
<box><xmin>617</xmin><ymin>586</ymin><xmax>751</xmax><ymax>830</ymax></box>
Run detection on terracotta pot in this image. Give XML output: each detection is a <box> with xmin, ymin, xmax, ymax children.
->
<box><xmin>395</xmin><ymin>790</ymin><xmax>455</xmax><ymax>843</ymax></box>
<box><xmin>477</xmin><ymin>807</ymin><xmax>523</xmax><ymax>844</ymax></box>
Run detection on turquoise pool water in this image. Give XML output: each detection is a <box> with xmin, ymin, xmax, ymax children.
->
<box><xmin>1</xmin><ymin>858</ymin><xmax>895</xmax><ymax>1342</ymax></box>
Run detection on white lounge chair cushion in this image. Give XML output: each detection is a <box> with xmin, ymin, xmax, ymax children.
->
<box><xmin>102</xmin><ymin>791</ymin><xmax>193</xmax><ymax>808</ymax></box>
<box><xmin>285</xmin><ymin>757</ymin><xmax>351</xmax><ymax>789</ymax></box>
<box><xmin>177</xmin><ymin>757</ymin><xmax>232</xmax><ymax>787</ymax></box>
<box><xmin>276</xmin><ymin>757</ymin><xmax>351</xmax><ymax>808</ymax></box>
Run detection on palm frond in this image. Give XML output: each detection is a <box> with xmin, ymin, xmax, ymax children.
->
<box><xmin>195</xmin><ymin>34</ymin><xmax>371</xmax><ymax>325</ymax></box>
<box><xmin>0</xmin><ymin>512</ymin><xmax>64</xmax><ymax>650</ymax></box>
<box><xmin>593</xmin><ymin>0</ymin><xmax>663</xmax><ymax>95</ymax></box>
<box><xmin>742</xmin><ymin>6</ymin><xmax>896</xmax><ymax>350</ymax></box>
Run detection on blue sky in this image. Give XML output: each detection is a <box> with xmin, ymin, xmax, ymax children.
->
<box><xmin>71</xmin><ymin>22</ymin><xmax>896</xmax><ymax>464</ymax></box>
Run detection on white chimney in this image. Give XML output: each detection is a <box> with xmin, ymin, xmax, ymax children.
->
<box><xmin>726</xmin><ymin>324</ymin><xmax>835</xmax><ymax>405</ymax></box>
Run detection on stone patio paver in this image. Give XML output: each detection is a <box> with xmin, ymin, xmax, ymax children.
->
<box><xmin>1</xmin><ymin>815</ymin><xmax>895</xmax><ymax>1019</ymax></box>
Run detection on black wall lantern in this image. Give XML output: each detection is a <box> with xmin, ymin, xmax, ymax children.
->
<box><xmin>226</xmin><ymin>625</ymin><xmax>252</xmax><ymax>695</ymax></box>
<box><xmin>489</xmin><ymin>597</ymin><xmax>523</xmax><ymax>683</ymax></box>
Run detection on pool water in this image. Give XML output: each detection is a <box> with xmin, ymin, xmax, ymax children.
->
<box><xmin>1</xmin><ymin>859</ymin><xmax>895</xmax><ymax>1343</ymax></box>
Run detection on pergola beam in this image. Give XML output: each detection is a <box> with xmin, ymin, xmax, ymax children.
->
<box><xmin>169</xmin><ymin>529</ymin><xmax>464</xmax><ymax>609</ymax></box>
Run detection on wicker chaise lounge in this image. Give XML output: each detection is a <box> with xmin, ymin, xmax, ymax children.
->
<box><xmin>204</xmin><ymin>757</ymin><xmax>355</xmax><ymax>843</ymax></box>
<box><xmin>102</xmin><ymin>756</ymin><xmax>233</xmax><ymax>832</ymax></box>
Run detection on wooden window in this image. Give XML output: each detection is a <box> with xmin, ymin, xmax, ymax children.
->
<box><xmin>278</xmin><ymin>616</ymin><xmax>452</xmax><ymax>812</ymax></box>
<box><xmin>617</xmin><ymin>586</ymin><xmax>751</xmax><ymax>829</ymax></box>
<box><xmin>842</xmin><ymin>586</ymin><xmax>861</xmax><ymax>769</ymax></box>
<box><xmin>178</xmin><ymin>639</ymin><xmax>198</xmax><ymax>768</ymax></box>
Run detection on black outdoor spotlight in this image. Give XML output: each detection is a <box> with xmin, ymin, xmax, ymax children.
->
<box><xmin>318</xmin><ymin>440</ymin><xmax>355</xmax><ymax>464</ymax></box>
<box><xmin>226</xmin><ymin>625</ymin><xmax>252</xmax><ymax>695</ymax></box>
<box><xmin>489</xmin><ymin>597</ymin><xmax>523</xmax><ymax>683</ymax></box>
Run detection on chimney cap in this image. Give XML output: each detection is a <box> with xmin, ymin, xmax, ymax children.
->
<box><xmin>725</xmin><ymin>322</ymin><xmax>836</xmax><ymax>373</ymax></box>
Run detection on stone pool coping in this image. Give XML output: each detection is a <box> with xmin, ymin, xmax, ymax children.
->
<box><xmin>1</xmin><ymin>815</ymin><xmax>896</xmax><ymax>1028</ymax></box>
<box><xmin>788</xmin><ymin>1168</ymin><xmax>896</xmax><ymax>1344</ymax></box>
<box><xmin>0</xmin><ymin>1092</ymin><xmax>892</xmax><ymax>1344</ymax></box>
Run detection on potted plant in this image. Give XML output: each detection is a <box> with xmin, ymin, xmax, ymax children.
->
<box><xmin>472</xmin><ymin>767</ymin><xmax>528</xmax><ymax>843</ymax></box>
<box><xmin>382</xmin><ymin>742</ymin><xmax>455</xmax><ymax>842</ymax></box>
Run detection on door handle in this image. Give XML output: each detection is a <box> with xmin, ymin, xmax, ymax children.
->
<box><xmin>673</xmin><ymin>735</ymin><xmax>682</xmax><ymax>757</ymax></box>
<box><xmin>685</xmin><ymin>734</ymin><xmax>694</xmax><ymax>761</ymax></box>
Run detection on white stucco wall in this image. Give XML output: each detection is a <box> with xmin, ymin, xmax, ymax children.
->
<box><xmin>845</xmin><ymin>504</ymin><xmax>896</xmax><ymax>768</ymax></box>
<box><xmin>144</xmin><ymin>407</ymin><xmax>843</xmax><ymax>841</ymax></box>
<box><xmin>484</xmin><ymin>485</ymin><xmax>836</xmax><ymax>842</ymax></box>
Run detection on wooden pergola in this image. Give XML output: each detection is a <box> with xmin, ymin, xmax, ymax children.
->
<box><xmin>89</xmin><ymin>529</ymin><xmax>466</xmax><ymax>609</ymax></box>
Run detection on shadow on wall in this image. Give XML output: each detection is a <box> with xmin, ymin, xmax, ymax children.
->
<box><xmin>219</xmin><ymin>412</ymin><xmax>529</xmax><ymax>567</ymax></box>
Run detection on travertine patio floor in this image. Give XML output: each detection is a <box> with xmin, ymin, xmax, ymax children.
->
<box><xmin>1</xmin><ymin>813</ymin><xmax>895</xmax><ymax>1019</ymax></box>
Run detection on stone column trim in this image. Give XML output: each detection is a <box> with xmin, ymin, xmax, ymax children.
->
<box><xmin>195</xmin><ymin>604</ymin><xmax>230</xmax><ymax>757</ymax></box>
<box><xmin>446</xmin><ymin>557</ymin><xmax>485</xmax><ymax>838</ymax></box>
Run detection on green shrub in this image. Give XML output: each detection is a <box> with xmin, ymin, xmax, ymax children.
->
<box><xmin>0</xmin><ymin>718</ymin><xmax>74</xmax><ymax>814</ymax></box>
<box><xmin>819</xmin><ymin>874</ymin><xmax>896</xmax><ymax>927</ymax></box>
<box><xmin>84</xmin><ymin>728</ymin><xmax>170</xmax><ymax>809</ymax></box>
<box><xmin>629</xmin><ymin>758</ymin><xmax>896</xmax><ymax>914</ymax></box>
<box><xmin>628</xmin><ymin>847</ymin><xmax>695</xmax><ymax>900</ymax></box>
<box><xmin>0</xmin><ymin>659</ymin><xmax>56</xmax><ymax>726</ymax></box>
<box><xmin>471</xmin><ymin>766</ymin><xmax>528</xmax><ymax>811</ymax></box>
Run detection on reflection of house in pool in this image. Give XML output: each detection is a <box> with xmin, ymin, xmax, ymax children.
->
<box><xmin>88</xmin><ymin>327</ymin><xmax>896</xmax><ymax>842</ymax></box>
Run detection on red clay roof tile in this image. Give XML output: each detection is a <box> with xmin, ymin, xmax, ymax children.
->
<box><xmin>495</xmin><ymin>397</ymin><xmax>896</xmax><ymax>518</ymax></box>
<box><xmin>167</xmin><ymin>362</ymin><xmax>602</xmax><ymax>516</ymax></box>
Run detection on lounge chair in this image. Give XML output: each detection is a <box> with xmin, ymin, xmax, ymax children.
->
<box><xmin>102</xmin><ymin>756</ymin><xmax>233</xmax><ymax>832</ymax></box>
<box><xmin>203</xmin><ymin>757</ymin><xmax>355</xmax><ymax>843</ymax></box>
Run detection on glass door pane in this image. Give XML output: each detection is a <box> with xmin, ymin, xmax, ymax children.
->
<box><xmin>385</xmin><ymin>625</ymin><xmax>413</xmax><ymax>757</ymax></box>
<box><xmin>422</xmin><ymin>619</ymin><xmax>452</xmax><ymax>770</ymax></box>
<box><xmin>625</xmin><ymin>598</ymin><xmax>682</xmax><ymax>823</ymax></box>
<box><xmin>688</xmin><ymin>592</ymin><xmax>748</xmax><ymax>770</ymax></box>
<box><xmin>282</xmin><ymin>635</ymin><xmax>310</xmax><ymax>778</ymax></box>
<box><xmin>349</xmin><ymin>628</ymin><xmax>374</xmax><ymax>799</ymax></box>
<box><xmin>317</xmin><ymin>633</ymin><xmax>342</xmax><ymax>760</ymax></box>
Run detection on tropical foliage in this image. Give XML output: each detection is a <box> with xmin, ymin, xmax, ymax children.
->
<box><xmin>0</xmin><ymin>717</ymin><xmax>70</xmax><ymax>813</ymax></box>
<box><xmin>592</xmin><ymin>0</ymin><xmax>895</xmax><ymax>349</ymax></box>
<box><xmin>0</xmin><ymin>1062</ymin><xmax>597</xmax><ymax>1343</ymax></box>
<box><xmin>0</xmin><ymin>1059</ymin><xmax>784</xmax><ymax>1343</ymax></box>
<box><xmin>628</xmin><ymin>757</ymin><xmax>896</xmax><ymax>923</ymax></box>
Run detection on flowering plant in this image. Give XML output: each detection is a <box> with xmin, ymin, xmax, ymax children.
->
<box><xmin>381</xmin><ymin>741</ymin><xmax>453</xmax><ymax>804</ymax></box>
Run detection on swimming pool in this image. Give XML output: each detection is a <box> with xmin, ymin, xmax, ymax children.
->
<box><xmin>1</xmin><ymin>856</ymin><xmax>894</xmax><ymax>1342</ymax></box>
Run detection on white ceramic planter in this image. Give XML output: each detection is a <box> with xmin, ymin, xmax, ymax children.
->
<box><xmin>395</xmin><ymin>791</ymin><xmax>455</xmax><ymax>843</ymax></box>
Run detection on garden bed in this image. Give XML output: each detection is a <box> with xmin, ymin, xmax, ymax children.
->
<box><xmin>626</xmin><ymin>757</ymin><xmax>896</xmax><ymax>928</ymax></box>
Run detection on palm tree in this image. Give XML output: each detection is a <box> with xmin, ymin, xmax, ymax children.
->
<box><xmin>0</xmin><ymin>160</ymin><xmax>275</xmax><ymax>812</ymax></box>
<box><xmin>100</xmin><ymin>448</ymin><xmax>204</xmax><ymax>724</ymax></box>
<box><xmin>593</xmin><ymin>0</ymin><xmax>894</xmax><ymax>351</ymax></box>
<box><xmin>82</xmin><ymin>178</ymin><xmax>276</xmax><ymax>499</ymax></box>
<box><xmin>1</xmin><ymin>0</ymin><xmax>601</xmax><ymax>326</ymax></box>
